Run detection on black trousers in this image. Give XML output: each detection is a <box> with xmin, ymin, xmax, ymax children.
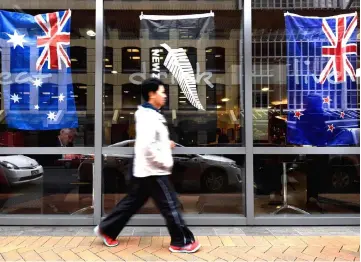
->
<box><xmin>99</xmin><ymin>175</ymin><xmax>195</xmax><ymax>247</ymax></box>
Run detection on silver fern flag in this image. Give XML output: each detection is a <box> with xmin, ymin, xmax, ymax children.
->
<box><xmin>139</xmin><ymin>12</ymin><xmax>215</xmax><ymax>110</ymax></box>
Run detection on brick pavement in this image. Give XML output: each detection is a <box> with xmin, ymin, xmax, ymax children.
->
<box><xmin>0</xmin><ymin>234</ymin><xmax>359</xmax><ymax>261</ymax></box>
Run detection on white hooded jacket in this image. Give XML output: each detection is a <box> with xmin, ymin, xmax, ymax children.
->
<box><xmin>133</xmin><ymin>105</ymin><xmax>174</xmax><ymax>177</ymax></box>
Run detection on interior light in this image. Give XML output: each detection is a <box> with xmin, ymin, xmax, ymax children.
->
<box><xmin>261</xmin><ymin>87</ymin><xmax>269</xmax><ymax>92</ymax></box>
<box><xmin>221</xmin><ymin>98</ymin><xmax>230</xmax><ymax>102</ymax></box>
<box><xmin>111</xmin><ymin>70</ymin><xmax>118</xmax><ymax>74</ymax></box>
<box><xmin>86</xmin><ymin>30</ymin><xmax>96</xmax><ymax>37</ymax></box>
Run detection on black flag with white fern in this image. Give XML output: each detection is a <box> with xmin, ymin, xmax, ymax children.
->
<box><xmin>139</xmin><ymin>12</ymin><xmax>215</xmax><ymax>111</ymax></box>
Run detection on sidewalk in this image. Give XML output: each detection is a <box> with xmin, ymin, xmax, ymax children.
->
<box><xmin>0</xmin><ymin>226</ymin><xmax>359</xmax><ymax>261</ymax></box>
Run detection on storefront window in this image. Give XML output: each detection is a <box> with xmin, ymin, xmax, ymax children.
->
<box><xmin>0</xmin><ymin>4</ymin><xmax>95</xmax><ymax>147</ymax></box>
<box><xmin>0</xmin><ymin>0</ymin><xmax>358</xmax><ymax>224</ymax></box>
<box><xmin>100</xmin><ymin>153</ymin><xmax>245</xmax><ymax>215</ymax></box>
<box><xmin>103</xmin><ymin>9</ymin><xmax>244</xmax><ymax>147</ymax></box>
<box><xmin>252</xmin><ymin>6</ymin><xmax>360</xmax><ymax>147</ymax></box>
<box><xmin>254</xmin><ymin>154</ymin><xmax>360</xmax><ymax>215</ymax></box>
<box><xmin>0</xmin><ymin>153</ymin><xmax>94</xmax><ymax>215</ymax></box>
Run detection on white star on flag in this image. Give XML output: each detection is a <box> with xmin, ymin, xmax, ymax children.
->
<box><xmin>47</xmin><ymin>111</ymin><xmax>56</xmax><ymax>121</ymax></box>
<box><xmin>6</xmin><ymin>30</ymin><xmax>27</xmax><ymax>49</ymax></box>
<box><xmin>32</xmin><ymin>78</ymin><xmax>43</xmax><ymax>88</ymax></box>
<box><xmin>10</xmin><ymin>93</ymin><xmax>21</xmax><ymax>103</ymax></box>
<box><xmin>34</xmin><ymin>105</ymin><xmax>39</xmax><ymax>110</ymax></box>
<box><xmin>58</xmin><ymin>93</ymin><xmax>65</xmax><ymax>102</ymax></box>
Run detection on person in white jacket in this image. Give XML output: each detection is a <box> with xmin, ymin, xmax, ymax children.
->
<box><xmin>94</xmin><ymin>78</ymin><xmax>200</xmax><ymax>253</ymax></box>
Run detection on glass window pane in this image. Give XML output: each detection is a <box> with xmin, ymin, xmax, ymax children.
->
<box><xmin>102</xmin><ymin>153</ymin><xmax>245</xmax><ymax>215</ymax></box>
<box><xmin>252</xmin><ymin>8</ymin><xmax>360</xmax><ymax>147</ymax></box>
<box><xmin>254</xmin><ymin>154</ymin><xmax>360</xmax><ymax>216</ymax></box>
<box><xmin>0</xmin><ymin>153</ymin><xmax>94</xmax><ymax>215</ymax></box>
<box><xmin>103</xmin><ymin>10</ymin><xmax>244</xmax><ymax>147</ymax></box>
<box><xmin>0</xmin><ymin>5</ymin><xmax>95</xmax><ymax>147</ymax></box>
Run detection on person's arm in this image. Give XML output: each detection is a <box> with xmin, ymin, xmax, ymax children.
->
<box><xmin>135</xmin><ymin>115</ymin><xmax>172</xmax><ymax>169</ymax></box>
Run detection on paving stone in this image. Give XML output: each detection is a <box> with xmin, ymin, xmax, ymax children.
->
<box><xmin>0</xmin><ymin>227</ymin><xmax>358</xmax><ymax>262</ymax></box>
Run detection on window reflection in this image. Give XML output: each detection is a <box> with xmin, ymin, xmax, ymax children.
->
<box><xmin>206</xmin><ymin>47</ymin><xmax>225</xmax><ymax>73</ymax></box>
<box><xmin>181</xmin><ymin>47</ymin><xmax>197</xmax><ymax>71</ymax></box>
<box><xmin>122</xmin><ymin>47</ymin><xmax>141</xmax><ymax>73</ymax></box>
<box><xmin>96</xmin><ymin>153</ymin><xmax>245</xmax><ymax>215</ymax></box>
<box><xmin>104</xmin><ymin>46</ymin><xmax>114</xmax><ymax>73</ymax></box>
<box><xmin>102</xmin><ymin>10</ymin><xmax>244</xmax><ymax>147</ymax></box>
<box><xmin>178</xmin><ymin>85</ymin><xmax>198</xmax><ymax>111</ymax></box>
<box><xmin>0</xmin><ymin>153</ymin><xmax>94</xmax><ymax>215</ymax></box>
<box><xmin>104</xmin><ymin>84</ymin><xmax>114</xmax><ymax>111</ymax></box>
<box><xmin>254</xmin><ymin>154</ymin><xmax>360</xmax><ymax>215</ymax></box>
<box><xmin>70</xmin><ymin>46</ymin><xmax>87</xmax><ymax>73</ymax></box>
<box><xmin>122</xmin><ymin>83</ymin><xmax>141</xmax><ymax>109</ymax></box>
<box><xmin>0</xmin><ymin>9</ymin><xmax>95</xmax><ymax>147</ymax></box>
<box><xmin>252</xmin><ymin>9</ymin><xmax>360</xmax><ymax>147</ymax></box>
<box><xmin>206</xmin><ymin>83</ymin><xmax>225</xmax><ymax>110</ymax></box>
<box><xmin>70</xmin><ymin>83</ymin><xmax>87</xmax><ymax>111</ymax></box>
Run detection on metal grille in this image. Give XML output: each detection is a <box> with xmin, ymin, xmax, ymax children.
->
<box><xmin>252</xmin><ymin>0</ymin><xmax>341</xmax><ymax>9</ymax></box>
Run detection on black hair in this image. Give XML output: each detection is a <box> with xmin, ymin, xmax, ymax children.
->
<box><xmin>141</xmin><ymin>77</ymin><xmax>165</xmax><ymax>102</ymax></box>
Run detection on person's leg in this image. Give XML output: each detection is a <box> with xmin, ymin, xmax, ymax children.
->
<box><xmin>98</xmin><ymin>176</ymin><xmax>150</xmax><ymax>240</ymax></box>
<box><xmin>150</xmin><ymin>176</ymin><xmax>198</xmax><ymax>251</ymax></box>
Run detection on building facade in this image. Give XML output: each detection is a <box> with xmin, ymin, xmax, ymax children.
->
<box><xmin>0</xmin><ymin>0</ymin><xmax>359</xmax><ymax>225</ymax></box>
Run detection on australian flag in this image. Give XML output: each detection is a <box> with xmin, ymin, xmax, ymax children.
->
<box><xmin>285</xmin><ymin>12</ymin><xmax>359</xmax><ymax>146</ymax></box>
<box><xmin>0</xmin><ymin>9</ymin><xmax>78</xmax><ymax>130</ymax></box>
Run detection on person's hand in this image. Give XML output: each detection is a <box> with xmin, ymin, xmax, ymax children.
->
<box><xmin>170</xmin><ymin>140</ymin><xmax>176</xmax><ymax>149</ymax></box>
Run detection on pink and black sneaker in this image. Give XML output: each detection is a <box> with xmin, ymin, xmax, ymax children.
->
<box><xmin>169</xmin><ymin>241</ymin><xmax>201</xmax><ymax>253</ymax></box>
<box><xmin>93</xmin><ymin>225</ymin><xmax>119</xmax><ymax>247</ymax></box>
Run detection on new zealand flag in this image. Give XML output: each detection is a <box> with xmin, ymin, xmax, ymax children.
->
<box><xmin>285</xmin><ymin>12</ymin><xmax>359</xmax><ymax>146</ymax></box>
<box><xmin>0</xmin><ymin>9</ymin><xmax>78</xmax><ymax>130</ymax></box>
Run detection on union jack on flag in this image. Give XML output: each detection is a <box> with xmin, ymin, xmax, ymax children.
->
<box><xmin>0</xmin><ymin>9</ymin><xmax>78</xmax><ymax>130</ymax></box>
<box><xmin>285</xmin><ymin>12</ymin><xmax>359</xmax><ymax>146</ymax></box>
<box><xmin>319</xmin><ymin>14</ymin><xmax>358</xmax><ymax>84</ymax></box>
<box><xmin>35</xmin><ymin>9</ymin><xmax>71</xmax><ymax>71</ymax></box>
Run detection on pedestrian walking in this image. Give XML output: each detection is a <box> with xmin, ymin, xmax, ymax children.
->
<box><xmin>94</xmin><ymin>77</ymin><xmax>201</xmax><ymax>253</ymax></box>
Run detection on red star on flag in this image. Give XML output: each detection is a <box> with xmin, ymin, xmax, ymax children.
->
<box><xmin>340</xmin><ymin>111</ymin><xmax>345</xmax><ymax>119</ymax></box>
<box><xmin>327</xmin><ymin>124</ymin><xmax>335</xmax><ymax>132</ymax></box>
<box><xmin>323</xmin><ymin>96</ymin><xmax>331</xmax><ymax>104</ymax></box>
<box><xmin>294</xmin><ymin>111</ymin><xmax>304</xmax><ymax>120</ymax></box>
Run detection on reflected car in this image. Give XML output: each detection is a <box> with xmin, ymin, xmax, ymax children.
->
<box><xmin>0</xmin><ymin>155</ymin><xmax>44</xmax><ymax>185</ymax></box>
<box><xmin>77</xmin><ymin>140</ymin><xmax>243</xmax><ymax>193</ymax></box>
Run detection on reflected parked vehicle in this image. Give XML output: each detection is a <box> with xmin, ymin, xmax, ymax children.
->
<box><xmin>0</xmin><ymin>155</ymin><xmax>43</xmax><ymax>185</ymax></box>
<box><xmin>77</xmin><ymin>140</ymin><xmax>243</xmax><ymax>193</ymax></box>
